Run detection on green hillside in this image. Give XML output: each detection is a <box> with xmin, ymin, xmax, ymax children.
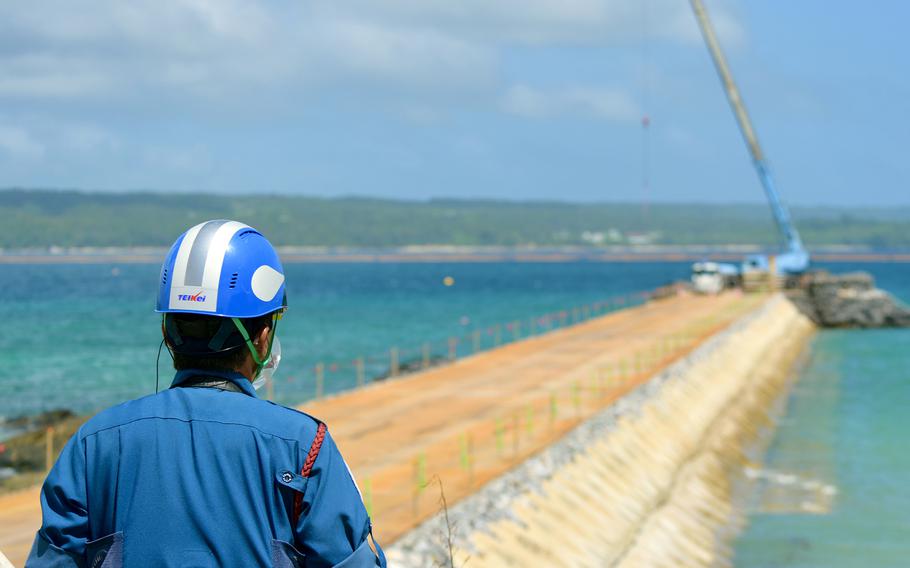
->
<box><xmin>1</xmin><ymin>189</ymin><xmax>908</xmax><ymax>249</ymax></box>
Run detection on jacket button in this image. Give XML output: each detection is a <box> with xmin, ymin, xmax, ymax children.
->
<box><xmin>282</xmin><ymin>472</ymin><xmax>293</xmax><ymax>483</ymax></box>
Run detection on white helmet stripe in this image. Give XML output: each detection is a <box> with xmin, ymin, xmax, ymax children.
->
<box><xmin>167</xmin><ymin>220</ymin><xmax>251</xmax><ymax>312</ymax></box>
<box><xmin>201</xmin><ymin>221</ymin><xmax>251</xmax><ymax>290</ymax></box>
<box><xmin>184</xmin><ymin>220</ymin><xmax>230</xmax><ymax>286</ymax></box>
<box><xmin>169</xmin><ymin>221</ymin><xmax>206</xmax><ymax>289</ymax></box>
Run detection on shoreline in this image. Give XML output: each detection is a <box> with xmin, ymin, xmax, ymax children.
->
<box><xmin>2</xmin><ymin>246</ymin><xmax>910</xmax><ymax>264</ymax></box>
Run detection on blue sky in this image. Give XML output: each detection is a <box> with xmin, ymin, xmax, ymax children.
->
<box><xmin>0</xmin><ymin>0</ymin><xmax>906</xmax><ymax>206</ymax></box>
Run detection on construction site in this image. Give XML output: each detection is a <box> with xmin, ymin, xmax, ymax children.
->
<box><xmin>0</xmin><ymin>288</ymin><xmax>798</xmax><ymax>565</ymax></box>
<box><xmin>2</xmin><ymin>1</ymin><xmax>908</xmax><ymax>566</ymax></box>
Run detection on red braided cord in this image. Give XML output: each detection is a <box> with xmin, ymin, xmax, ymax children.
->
<box><xmin>302</xmin><ymin>422</ymin><xmax>326</xmax><ymax>478</ymax></box>
<box><xmin>294</xmin><ymin>422</ymin><xmax>327</xmax><ymax>523</ymax></box>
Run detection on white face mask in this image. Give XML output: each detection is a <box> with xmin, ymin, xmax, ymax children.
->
<box><xmin>253</xmin><ymin>335</ymin><xmax>281</xmax><ymax>391</ymax></box>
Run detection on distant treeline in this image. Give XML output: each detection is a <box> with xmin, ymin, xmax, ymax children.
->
<box><xmin>1</xmin><ymin>189</ymin><xmax>908</xmax><ymax>249</ymax></box>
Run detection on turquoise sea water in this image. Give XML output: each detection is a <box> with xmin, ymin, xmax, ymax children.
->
<box><xmin>734</xmin><ymin>266</ymin><xmax>910</xmax><ymax>566</ymax></box>
<box><xmin>0</xmin><ymin>261</ymin><xmax>687</xmax><ymax>425</ymax></box>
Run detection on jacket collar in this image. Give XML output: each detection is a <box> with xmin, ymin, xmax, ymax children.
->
<box><xmin>171</xmin><ymin>369</ymin><xmax>258</xmax><ymax>398</ymax></box>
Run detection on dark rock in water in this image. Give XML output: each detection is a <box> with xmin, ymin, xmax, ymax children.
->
<box><xmin>788</xmin><ymin>271</ymin><xmax>910</xmax><ymax>328</ymax></box>
<box><xmin>4</xmin><ymin>408</ymin><xmax>75</xmax><ymax>431</ymax></box>
<box><xmin>0</xmin><ymin>412</ymin><xmax>88</xmax><ymax>473</ymax></box>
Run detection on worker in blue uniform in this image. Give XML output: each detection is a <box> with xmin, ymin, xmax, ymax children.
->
<box><xmin>27</xmin><ymin>220</ymin><xmax>386</xmax><ymax>567</ymax></box>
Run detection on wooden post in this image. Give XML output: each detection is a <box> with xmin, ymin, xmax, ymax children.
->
<box><xmin>355</xmin><ymin>357</ymin><xmax>365</xmax><ymax>387</ymax></box>
<box><xmin>315</xmin><ymin>363</ymin><xmax>324</xmax><ymax>399</ymax></box>
<box><xmin>390</xmin><ymin>347</ymin><xmax>399</xmax><ymax>377</ymax></box>
<box><xmin>448</xmin><ymin>337</ymin><xmax>457</xmax><ymax>361</ymax></box>
<box><xmin>45</xmin><ymin>426</ymin><xmax>54</xmax><ymax>473</ymax></box>
<box><xmin>422</xmin><ymin>343</ymin><xmax>430</xmax><ymax>369</ymax></box>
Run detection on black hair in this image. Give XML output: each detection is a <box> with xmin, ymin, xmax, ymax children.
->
<box><xmin>167</xmin><ymin>313</ymin><xmax>274</xmax><ymax>372</ymax></box>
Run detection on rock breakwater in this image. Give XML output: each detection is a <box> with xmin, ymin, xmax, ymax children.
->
<box><xmin>788</xmin><ymin>271</ymin><xmax>910</xmax><ymax>328</ymax></box>
<box><xmin>387</xmin><ymin>295</ymin><xmax>815</xmax><ymax>567</ymax></box>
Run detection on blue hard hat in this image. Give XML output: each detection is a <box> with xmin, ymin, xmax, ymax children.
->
<box><xmin>156</xmin><ymin>220</ymin><xmax>288</xmax><ymax>318</ymax></box>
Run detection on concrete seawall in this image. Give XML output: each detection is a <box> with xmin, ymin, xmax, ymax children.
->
<box><xmin>389</xmin><ymin>295</ymin><xmax>815</xmax><ymax>566</ymax></box>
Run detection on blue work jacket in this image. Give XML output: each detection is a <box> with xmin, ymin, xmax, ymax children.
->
<box><xmin>26</xmin><ymin>369</ymin><xmax>385</xmax><ymax>567</ymax></box>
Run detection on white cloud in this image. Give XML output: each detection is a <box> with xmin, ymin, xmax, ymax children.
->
<box><xmin>0</xmin><ymin>0</ymin><xmax>745</xmax><ymax>105</ymax></box>
<box><xmin>60</xmin><ymin>124</ymin><xmax>120</xmax><ymax>153</ymax></box>
<box><xmin>318</xmin><ymin>0</ymin><xmax>745</xmax><ymax>46</ymax></box>
<box><xmin>0</xmin><ymin>116</ymin><xmax>119</xmax><ymax>162</ymax></box>
<box><xmin>145</xmin><ymin>143</ymin><xmax>213</xmax><ymax>173</ymax></box>
<box><xmin>0</xmin><ymin>125</ymin><xmax>45</xmax><ymax>159</ymax></box>
<box><xmin>503</xmin><ymin>84</ymin><xmax>640</xmax><ymax>121</ymax></box>
<box><xmin>302</xmin><ymin>19</ymin><xmax>496</xmax><ymax>91</ymax></box>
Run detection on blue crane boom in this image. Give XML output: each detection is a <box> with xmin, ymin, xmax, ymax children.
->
<box><xmin>689</xmin><ymin>0</ymin><xmax>809</xmax><ymax>275</ymax></box>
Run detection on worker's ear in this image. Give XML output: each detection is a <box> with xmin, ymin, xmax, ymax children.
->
<box><xmin>254</xmin><ymin>325</ymin><xmax>271</xmax><ymax>360</ymax></box>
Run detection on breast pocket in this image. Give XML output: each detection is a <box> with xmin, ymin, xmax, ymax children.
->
<box><xmin>85</xmin><ymin>531</ymin><xmax>124</xmax><ymax>568</ymax></box>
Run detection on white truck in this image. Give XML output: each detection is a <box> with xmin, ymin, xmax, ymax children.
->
<box><xmin>691</xmin><ymin>261</ymin><xmax>740</xmax><ymax>294</ymax></box>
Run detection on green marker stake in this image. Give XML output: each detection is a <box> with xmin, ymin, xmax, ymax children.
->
<box><xmin>364</xmin><ymin>477</ymin><xmax>374</xmax><ymax>519</ymax></box>
<box><xmin>495</xmin><ymin>418</ymin><xmax>505</xmax><ymax>455</ymax></box>
<box><xmin>415</xmin><ymin>452</ymin><xmax>427</xmax><ymax>491</ymax></box>
<box><xmin>512</xmin><ymin>412</ymin><xmax>520</xmax><ymax>454</ymax></box>
<box><xmin>412</xmin><ymin>452</ymin><xmax>426</xmax><ymax>518</ymax></box>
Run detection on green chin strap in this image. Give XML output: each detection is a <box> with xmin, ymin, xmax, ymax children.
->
<box><xmin>232</xmin><ymin>315</ymin><xmax>278</xmax><ymax>379</ymax></box>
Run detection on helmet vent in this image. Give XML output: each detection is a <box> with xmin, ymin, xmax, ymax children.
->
<box><xmin>162</xmin><ymin>268</ymin><xmax>168</xmax><ymax>285</ymax></box>
<box><xmin>229</xmin><ymin>272</ymin><xmax>239</xmax><ymax>289</ymax></box>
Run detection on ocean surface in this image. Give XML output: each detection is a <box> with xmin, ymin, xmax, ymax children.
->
<box><xmin>0</xmin><ymin>261</ymin><xmax>687</xmax><ymax>425</ymax></box>
<box><xmin>734</xmin><ymin>264</ymin><xmax>910</xmax><ymax>566</ymax></box>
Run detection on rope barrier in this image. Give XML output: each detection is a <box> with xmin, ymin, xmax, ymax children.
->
<box><xmin>266</xmin><ymin>289</ymin><xmax>657</xmax><ymax>402</ymax></box>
